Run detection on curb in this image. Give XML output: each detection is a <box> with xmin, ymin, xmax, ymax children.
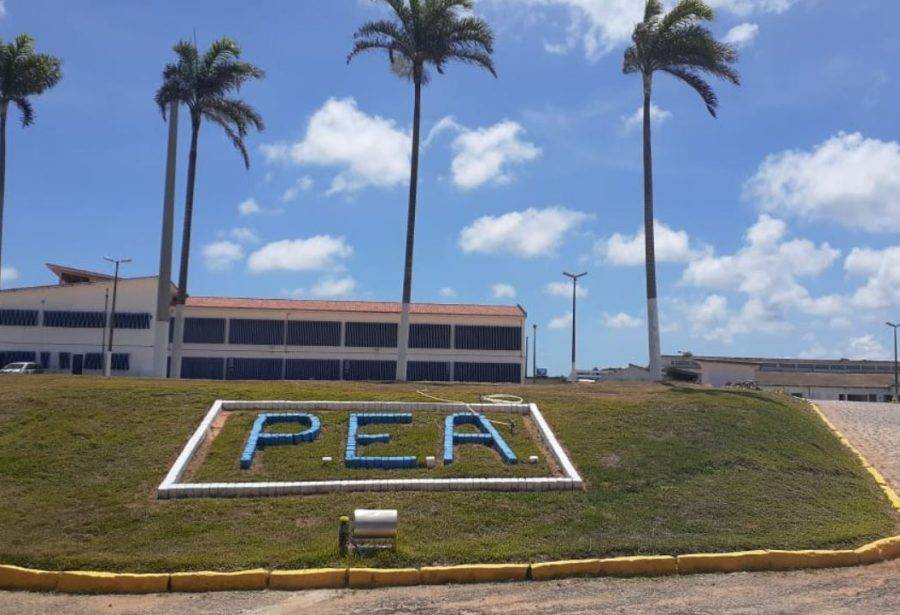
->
<box><xmin>1</xmin><ymin>402</ymin><xmax>897</xmax><ymax>595</ymax></box>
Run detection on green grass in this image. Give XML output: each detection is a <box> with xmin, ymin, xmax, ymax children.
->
<box><xmin>192</xmin><ymin>409</ymin><xmax>550</xmax><ymax>481</ymax></box>
<box><xmin>0</xmin><ymin>376</ymin><xmax>895</xmax><ymax>572</ymax></box>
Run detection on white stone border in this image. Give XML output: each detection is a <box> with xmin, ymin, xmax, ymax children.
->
<box><xmin>158</xmin><ymin>400</ymin><xmax>583</xmax><ymax>498</ymax></box>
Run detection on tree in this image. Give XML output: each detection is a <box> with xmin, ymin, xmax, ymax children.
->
<box><xmin>624</xmin><ymin>0</ymin><xmax>739</xmax><ymax>380</ymax></box>
<box><xmin>349</xmin><ymin>0</ymin><xmax>496</xmax><ymax>381</ymax></box>
<box><xmin>155</xmin><ymin>38</ymin><xmax>264</xmax><ymax>377</ymax></box>
<box><xmin>0</xmin><ymin>35</ymin><xmax>61</xmax><ymax>289</ymax></box>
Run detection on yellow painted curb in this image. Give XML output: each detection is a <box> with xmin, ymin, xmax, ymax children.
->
<box><xmin>56</xmin><ymin>571</ymin><xmax>169</xmax><ymax>594</ymax></box>
<box><xmin>348</xmin><ymin>567</ymin><xmax>420</xmax><ymax>588</ymax></box>
<box><xmin>595</xmin><ymin>556</ymin><xmax>677</xmax><ymax>577</ymax></box>
<box><xmin>0</xmin><ymin>564</ymin><xmax>59</xmax><ymax>592</ymax></box>
<box><xmin>766</xmin><ymin>549</ymin><xmax>859</xmax><ymax>571</ymax></box>
<box><xmin>169</xmin><ymin>569</ymin><xmax>268</xmax><ymax>592</ymax></box>
<box><xmin>676</xmin><ymin>550</ymin><xmax>771</xmax><ymax>574</ymax></box>
<box><xmin>419</xmin><ymin>563</ymin><xmax>529</xmax><ymax>585</ymax></box>
<box><xmin>269</xmin><ymin>568</ymin><xmax>347</xmax><ymax>590</ymax></box>
<box><xmin>870</xmin><ymin>535</ymin><xmax>900</xmax><ymax>560</ymax></box>
<box><xmin>530</xmin><ymin>559</ymin><xmax>601</xmax><ymax>581</ymax></box>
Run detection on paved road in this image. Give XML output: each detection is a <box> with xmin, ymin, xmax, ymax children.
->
<box><xmin>1</xmin><ymin>560</ymin><xmax>898</xmax><ymax>614</ymax></box>
<box><xmin>816</xmin><ymin>401</ymin><xmax>900</xmax><ymax>490</ymax></box>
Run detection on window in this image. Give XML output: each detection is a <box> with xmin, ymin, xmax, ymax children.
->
<box><xmin>0</xmin><ymin>309</ymin><xmax>38</xmax><ymax>327</ymax></box>
<box><xmin>285</xmin><ymin>359</ymin><xmax>341</xmax><ymax>381</ymax></box>
<box><xmin>84</xmin><ymin>353</ymin><xmax>103</xmax><ymax>370</ymax></box>
<box><xmin>228</xmin><ymin>319</ymin><xmax>284</xmax><ymax>345</ymax></box>
<box><xmin>344</xmin><ymin>322</ymin><xmax>397</xmax><ymax>348</ymax></box>
<box><xmin>112</xmin><ymin>312</ymin><xmax>151</xmax><ymax>329</ymax></box>
<box><xmin>43</xmin><ymin>311</ymin><xmax>105</xmax><ymax>328</ymax></box>
<box><xmin>183</xmin><ymin>318</ymin><xmax>226</xmax><ymax>344</ymax></box>
<box><xmin>286</xmin><ymin>321</ymin><xmax>341</xmax><ymax>347</ymax></box>
<box><xmin>181</xmin><ymin>357</ymin><xmax>225</xmax><ymax>380</ymax></box>
<box><xmin>0</xmin><ymin>351</ymin><xmax>36</xmax><ymax>365</ymax></box>
<box><xmin>343</xmin><ymin>360</ymin><xmax>396</xmax><ymax>381</ymax></box>
<box><xmin>111</xmin><ymin>353</ymin><xmax>129</xmax><ymax>371</ymax></box>
<box><xmin>453</xmin><ymin>362</ymin><xmax>521</xmax><ymax>383</ymax></box>
<box><xmin>454</xmin><ymin>325</ymin><xmax>522</xmax><ymax>351</ymax></box>
<box><xmin>226</xmin><ymin>357</ymin><xmax>283</xmax><ymax>380</ymax></box>
<box><xmin>407</xmin><ymin>361</ymin><xmax>450</xmax><ymax>382</ymax></box>
<box><xmin>40</xmin><ymin>352</ymin><xmax>50</xmax><ymax>369</ymax></box>
<box><xmin>59</xmin><ymin>352</ymin><xmax>71</xmax><ymax>370</ymax></box>
<box><xmin>409</xmin><ymin>324</ymin><xmax>451</xmax><ymax>349</ymax></box>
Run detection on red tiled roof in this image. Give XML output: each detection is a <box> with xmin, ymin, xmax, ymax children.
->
<box><xmin>185</xmin><ymin>296</ymin><xmax>525</xmax><ymax>317</ymax></box>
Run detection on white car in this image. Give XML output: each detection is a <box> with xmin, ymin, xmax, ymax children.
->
<box><xmin>0</xmin><ymin>362</ymin><xmax>44</xmax><ymax>374</ymax></box>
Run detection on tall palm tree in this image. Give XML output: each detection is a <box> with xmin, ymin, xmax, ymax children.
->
<box><xmin>349</xmin><ymin>0</ymin><xmax>496</xmax><ymax>382</ymax></box>
<box><xmin>155</xmin><ymin>38</ymin><xmax>264</xmax><ymax>377</ymax></box>
<box><xmin>0</xmin><ymin>35</ymin><xmax>61</xmax><ymax>289</ymax></box>
<box><xmin>624</xmin><ymin>0</ymin><xmax>739</xmax><ymax>380</ymax></box>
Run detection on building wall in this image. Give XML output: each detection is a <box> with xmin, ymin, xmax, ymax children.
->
<box><xmin>759</xmin><ymin>386</ymin><xmax>895</xmax><ymax>402</ymax></box>
<box><xmin>696</xmin><ymin>361</ymin><xmax>757</xmax><ymax>387</ymax></box>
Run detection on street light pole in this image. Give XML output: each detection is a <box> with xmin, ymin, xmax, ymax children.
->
<box><xmin>103</xmin><ymin>257</ymin><xmax>131</xmax><ymax>377</ymax></box>
<box><xmin>563</xmin><ymin>271</ymin><xmax>587</xmax><ymax>382</ymax></box>
<box><xmin>532</xmin><ymin>323</ymin><xmax>537</xmax><ymax>379</ymax></box>
<box><xmin>888</xmin><ymin>322</ymin><xmax>899</xmax><ymax>403</ymax></box>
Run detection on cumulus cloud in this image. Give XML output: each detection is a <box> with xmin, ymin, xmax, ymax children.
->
<box><xmin>0</xmin><ymin>265</ymin><xmax>18</xmax><ymax>283</ymax></box>
<box><xmin>845</xmin><ymin>246</ymin><xmax>900</xmax><ymax>309</ymax></box>
<box><xmin>544</xmin><ymin>281</ymin><xmax>587</xmax><ymax>298</ymax></box>
<box><xmin>622</xmin><ymin>104</ymin><xmax>672</xmax><ymax>131</ymax></box>
<box><xmin>439</xmin><ymin>287</ymin><xmax>458</xmax><ymax>299</ymax></box>
<box><xmin>202</xmin><ymin>241</ymin><xmax>244</xmax><ymax>271</ymax></box>
<box><xmin>492</xmin><ymin>283</ymin><xmax>517</xmax><ymax>299</ymax></box>
<box><xmin>459</xmin><ymin>206</ymin><xmax>590</xmax><ymax>258</ymax></box>
<box><xmin>722</xmin><ymin>22</ymin><xmax>759</xmax><ymax>47</ymax></box>
<box><xmin>281</xmin><ymin>176</ymin><xmax>314</xmax><ymax>202</ymax></box>
<box><xmin>744</xmin><ymin>132</ymin><xmax>900</xmax><ymax>232</ymax></box>
<box><xmin>449</xmin><ymin>121</ymin><xmax>540</xmax><ymax>189</ymax></box>
<box><xmin>261</xmin><ymin>97</ymin><xmax>410</xmax><ymax>195</ymax></box>
<box><xmin>248</xmin><ymin>235</ymin><xmax>353</xmax><ymax>273</ymax></box>
<box><xmin>310</xmin><ymin>276</ymin><xmax>356</xmax><ymax>298</ymax></box>
<box><xmin>847</xmin><ymin>334</ymin><xmax>888</xmax><ymax>360</ymax></box>
<box><xmin>549</xmin><ymin>312</ymin><xmax>573</xmax><ymax>329</ymax></box>
<box><xmin>603</xmin><ymin>312</ymin><xmax>642</xmax><ymax>329</ymax></box>
<box><xmin>598</xmin><ymin>220</ymin><xmax>705</xmax><ymax>266</ymax></box>
<box><xmin>229</xmin><ymin>227</ymin><xmax>259</xmax><ymax>244</ymax></box>
<box><xmin>238</xmin><ymin>198</ymin><xmax>262</xmax><ymax>216</ymax></box>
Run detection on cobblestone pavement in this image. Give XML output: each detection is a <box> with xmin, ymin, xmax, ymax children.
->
<box><xmin>816</xmin><ymin>401</ymin><xmax>900</xmax><ymax>490</ymax></box>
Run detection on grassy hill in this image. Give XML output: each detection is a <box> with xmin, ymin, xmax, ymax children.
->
<box><xmin>0</xmin><ymin>376</ymin><xmax>895</xmax><ymax>572</ymax></box>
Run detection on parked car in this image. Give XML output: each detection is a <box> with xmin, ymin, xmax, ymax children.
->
<box><xmin>0</xmin><ymin>362</ymin><xmax>44</xmax><ymax>374</ymax></box>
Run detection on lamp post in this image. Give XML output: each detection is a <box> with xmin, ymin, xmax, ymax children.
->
<box><xmin>563</xmin><ymin>271</ymin><xmax>587</xmax><ymax>382</ymax></box>
<box><xmin>154</xmin><ymin>101</ymin><xmax>179</xmax><ymax>378</ymax></box>
<box><xmin>532</xmin><ymin>323</ymin><xmax>537</xmax><ymax>380</ymax></box>
<box><xmin>888</xmin><ymin>322</ymin><xmax>899</xmax><ymax>403</ymax></box>
<box><xmin>103</xmin><ymin>257</ymin><xmax>131</xmax><ymax>377</ymax></box>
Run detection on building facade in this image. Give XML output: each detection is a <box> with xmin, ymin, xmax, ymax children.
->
<box><xmin>0</xmin><ymin>264</ymin><xmax>526</xmax><ymax>383</ymax></box>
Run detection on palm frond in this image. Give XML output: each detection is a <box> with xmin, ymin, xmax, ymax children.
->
<box><xmin>0</xmin><ymin>34</ymin><xmax>62</xmax><ymax>127</ymax></box>
<box><xmin>659</xmin><ymin>0</ymin><xmax>713</xmax><ymax>33</ymax></box>
<box><xmin>661</xmin><ymin>65</ymin><xmax>719</xmax><ymax>116</ymax></box>
<box><xmin>644</xmin><ymin>0</ymin><xmax>664</xmax><ymax>21</ymax></box>
<box><xmin>11</xmin><ymin>96</ymin><xmax>34</xmax><ymax>126</ymax></box>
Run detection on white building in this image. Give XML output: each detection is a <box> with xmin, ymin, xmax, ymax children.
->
<box><xmin>0</xmin><ymin>264</ymin><xmax>526</xmax><ymax>383</ymax></box>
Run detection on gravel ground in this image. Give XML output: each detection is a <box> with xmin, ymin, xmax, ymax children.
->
<box><xmin>816</xmin><ymin>401</ymin><xmax>900</xmax><ymax>490</ymax></box>
<box><xmin>1</xmin><ymin>560</ymin><xmax>898</xmax><ymax>614</ymax></box>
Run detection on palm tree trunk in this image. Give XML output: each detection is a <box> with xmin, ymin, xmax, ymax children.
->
<box><xmin>170</xmin><ymin>116</ymin><xmax>201</xmax><ymax>379</ymax></box>
<box><xmin>642</xmin><ymin>73</ymin><xmax>662</xmax><ymax>381</ymax></box>
<box><xmin>396</xmin><ymin>74</ymin><xmax>423</xmax><ymax>382</ymax></box>
<box><xmin>0</xmin><ymin>102</ymin><xmax>7</xmax><ymax>291</ymax></box>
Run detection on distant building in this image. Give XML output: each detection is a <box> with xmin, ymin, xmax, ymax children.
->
<box><xmin>663</xmin><ymin>355</ymin><xmax>898</xmax><ymax>402</ymax></box>
<box><xmin>0</xmin><ymin>263</ymin><xmax>526</xmax><ymax>383</ymax></box>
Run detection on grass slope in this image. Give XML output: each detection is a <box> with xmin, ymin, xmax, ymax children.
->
<box><xmin>0</xmin><ymin>376</ymin><xmax>895</xmax><ymax>572</ymax></box>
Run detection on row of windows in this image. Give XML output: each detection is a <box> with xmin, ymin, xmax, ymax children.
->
<box><xmin>178</xmin><ymin>357</ymin><xmax>521</xmax><ymax>383</ymax></box>
<box><xmin>0</xmin><ymin>350</ymin><xmax>128</xmax><ymax>371</ymax></box>
<box><xmin>0</xmin><ymin>309</ymin><xmax>38</xmax><ymax>326</ymax></box>
<box><xmin>4</xmin><ymin>310</ymin><xmax>154</xmax><ymax>329</ymax></box>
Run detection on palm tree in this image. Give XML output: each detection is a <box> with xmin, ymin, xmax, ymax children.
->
<box><xmin>0</xmin><ymin>35</ymin><xmax>61</xmax><ymax>289</ymax></box>
<box><xmin>155</xmin><ymin>38</ymin><xmax>264</xmax><ymax>377</ymax></box>
<box><xmin>624</xmin><ymin>0</ymin><xmax>739</xmax><ymax>380</ymax></box>
<box><xmin>349</xmin><ymin>0</ymin><xmax>496</xmax><ymax>382</ymax></box>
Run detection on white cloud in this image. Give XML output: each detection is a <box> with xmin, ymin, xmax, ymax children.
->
<box><xmin>722</xmin><ymin>22</ymin><xmax>759</xmax><ymax>47</ymax></box>
<box><xmin>202</xmin><ymin>241</ymin><xmax>244</xmax><ymax>271</ymax></box>
<box><xmin>261</xmin><ymin>97</ymin><xmax>409</xmax><ymax>195</ymax></box>
<box><xmin>845</xmin><ymin>246</ymin><xmax>900</xmax><ymax>309</ymax></box>
<box><xmin>439</xmin><ymin>287</ymin><xmax>458</xmax><ymax>299</ymax></box>
<box><xmin>229</xmin><ymin>227</ymin><xmax>259</xmax><ymax>244</ymax></box>
<box><xmin>0</xmin><ymin>265</ymin><xmax>18</xmax><ymax>283</ymax></box>
<box><xmin>598</xmin><ymin>220</ymin><xmax>705</xmax><ymax>266</ymax></box>
<box><xmin>0</xmin><ymin>2</ymin><xmax>6</xmax><ymax>19</ymax></box>
<box><xmin>622</xmin><ymin>104</ymin><xmax>672</xmax><ymax>131</ymax></box>
<box><xmin>281</xmin><ymin>176</ymin><xmax>314</xmax><ymax>202</ymax></box>
<box><xmin>450</xmin><ymin>121</ymin><xmax>540</xmax><ymax>189</ymax></box>
<box><xmin>744</xmin><ymin>132</ymin><xmax>900</xmax><ymax>232</ymax></box>
<box><xmin>491</xmin><ymin>283</ymin><xmax>517</xmax><ymax>299</ymax></box>
<box><xmin>603</xmin><ymin>312</ymin><xmax>642</xmax><ymax>329</ymax></box>
<box><xmin>708</xmin><ymin>0</ymin><xmax>797</xmax><ymax>17</ymax></box>
<box><xmin>248</xmin><ymin>235</ymin><xmax>353</xmax><ymax>273</ymax></box>
<box><xmin>544</xmin><ymin>281</ymin><xmax>587</xmax><ymax>298</ymax></box>
<box><xmin>238</xmin><ymin>198</ymin><xmax>262</xmax><ymax>216</ymax></box>
<box><xmin>847</xmin><ymin>334</ymin><xmax>888</xmax><ymax>360</ymax></box>
<box><xmin>310</xmin><ymin>276</ymin><xmax>356</xmax><ymax>298</ymax></box>
<box><xmin>459</xmin><ymin>206</ymin><xmax>590</xmax><ymax>258</ymax></box>
<box><xmin>549</xmin><ymin>312</ymin><xmax>573</xmax><ymax>329</ymax></box>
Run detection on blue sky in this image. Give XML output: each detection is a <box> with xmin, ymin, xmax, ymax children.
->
<box><xmin>1</xmin><ymin>0</ymin><xmax>899</xmax><ymax>374</ymax></box>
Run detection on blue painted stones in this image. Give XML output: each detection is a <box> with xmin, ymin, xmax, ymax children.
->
<box><xmin>443</xmin><ymin>412</ymin><xmax>517</xmax><ymax>465</ymax></box>
<box><xmin>345</xmin><ymin>413</ymin><xmax>418</xmax><ymax>469</ymax></box>
<box><xmin>240</xmin><ymin>413</ymin><xmax>321</xmax><ymax>469</ymax></box>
